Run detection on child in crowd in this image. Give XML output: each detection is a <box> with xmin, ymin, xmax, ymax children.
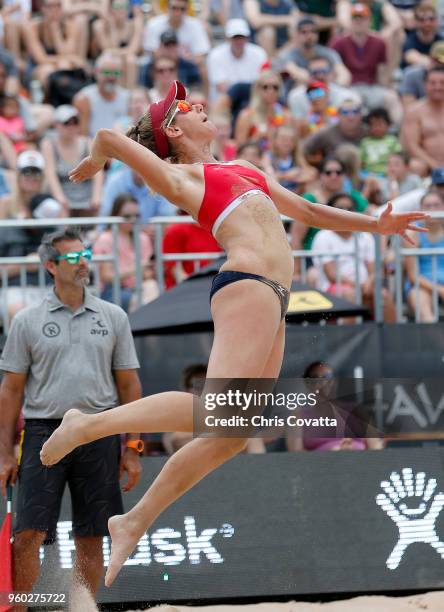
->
<box><xmin>236</xmin><ymin>140</ymin><xmax>264</xmax><ymax>169</ymax></box>
<box><xmin>359</xmin><ymin>108</ymin><xmax>401</xmax><ymax>176</ymax></box>
<box><xmin>210</xmin><ymin>113</ymin><xmax>237</xmax><ymax>162</ymax></box>
<box><xmin>378</xmin><ymin>151</ymin><xmax>423</xmax><ymax>202</ymax></box>
<box><xmin>0</xmin><ymin>94</ymin><xmax>27</xmax><ymax>152</ymax></box>
<box><xmin>262</xmin><ymin>125</ymin><xmax>316</xmax><ymax>192</ymax></box>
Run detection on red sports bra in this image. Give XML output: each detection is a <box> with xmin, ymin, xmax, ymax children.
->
<box><xmin>197</xmin><ymin>163</ymin><xmax>272</xmax><ymax>237</ymax></box>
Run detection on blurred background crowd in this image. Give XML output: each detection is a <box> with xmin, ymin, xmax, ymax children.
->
<box><xmin>0</xmin><ymin>0</ymin><xmax>443</xmax><ymax>315</ymax></box>
<box><xmin>2</xmin><ymin>0</ymin><xmax>444</xmax><ymax>326</ymax></box>
<box><xmin>3</xmin><ymin>0</ymin><xmax>444</xmax><ymax>454</ymax></box>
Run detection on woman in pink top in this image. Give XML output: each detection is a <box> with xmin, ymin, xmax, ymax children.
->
<box><xmin>93</xmin><ymin>193</ymin><xmax>153</xmax><ymax>312</ymax></box>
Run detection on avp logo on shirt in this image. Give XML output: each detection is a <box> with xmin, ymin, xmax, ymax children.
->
<box><xmin>42</xmin><ymin>322</ymin><xmax>61</xmax><ymax>338</ymax></box>
<box><xmin>90</xmin><ymin>317</ymin><xmax>109</xmax><ymax>337</ymax></box>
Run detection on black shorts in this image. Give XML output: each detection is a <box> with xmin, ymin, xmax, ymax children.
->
<box><xmin>15</xmin><ymin>419</ymin><xmax>124</xmax><ymax>544</ymax></box>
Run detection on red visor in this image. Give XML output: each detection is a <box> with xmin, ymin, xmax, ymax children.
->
<box><xmin>150</xmin><ymin>80</ymin><xmax>187</xmax><ymax>159</ymax></box>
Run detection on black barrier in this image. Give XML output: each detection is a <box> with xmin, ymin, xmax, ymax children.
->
<box><xmin>133</xmin><ymin>323</ymin><xmax>444</xmax><ymax>395</ymax></box>
<box><xmin>2</xmin><ymin>449</ymin><xmax>444</xmax><ymax>605</ymax></box>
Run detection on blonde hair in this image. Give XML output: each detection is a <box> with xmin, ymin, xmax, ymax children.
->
<box><xmin>250</xmin><ymin>69</ymin><xmax>283</xmax><ymax>124</ymax></box>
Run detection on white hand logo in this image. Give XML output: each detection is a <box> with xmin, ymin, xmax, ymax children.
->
<box><xmin>376</xmin><ymin>468</ymin><xmax>444</xmax><ymax>569</ymax></box>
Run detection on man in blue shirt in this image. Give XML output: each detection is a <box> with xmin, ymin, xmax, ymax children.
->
<box><xmin>100</xmin><ymin>167</ymin><xmax>175</xmax><ymax>222</ymax></box>
<box><xmin>402</xmin><ymin>3</ymin><xmax>443</xmax><ymax>69</ymax></box>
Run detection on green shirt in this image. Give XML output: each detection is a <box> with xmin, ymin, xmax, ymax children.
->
<box><xmin>359</xmin><ymin>134</ymin><xmax>402</xmax><ymax>175</ymax></box>
<box><xmin>301</xmin><ymin>191</ymin><xmax>368</xmax><ymax>250</ymax></box>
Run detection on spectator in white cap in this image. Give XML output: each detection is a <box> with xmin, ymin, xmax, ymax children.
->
<box><xmin>41</xmin><ymin>104</ymin><xmax>104</xmax><ymax>217</ymax></box>
<box><xmin>207</xmin><ymin>18</ymin><xmax>267</xmax><ymax>102</ymax></box>
<box><xmin>0</xmin><ymin>150</ymin><xmax>46</xmax><ymax>219</ymax></box>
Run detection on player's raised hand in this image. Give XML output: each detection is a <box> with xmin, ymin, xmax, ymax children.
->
<box><xmin>377</xmin><ymin>202</ymin><xmax>429</xmax><ymax>245</ymax></box>
<box><xmin>69</xmin><ymin>155</ymin><xmax>104</xmax><ymax>183</ymax></box>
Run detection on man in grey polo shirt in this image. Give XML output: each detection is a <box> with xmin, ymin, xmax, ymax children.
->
<box><xmin>0</xmin><ymin>227</ymin><xmax>143</xmax><ymax>603</ymax></box>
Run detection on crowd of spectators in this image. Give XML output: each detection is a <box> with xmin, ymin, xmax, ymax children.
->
<box><xmin>1</xmin><ymin>0</ymin><xmax>444</xmax><ymax>324</ymax></box>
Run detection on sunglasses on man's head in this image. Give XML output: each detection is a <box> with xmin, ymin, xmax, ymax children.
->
<box><xmin>164</xmin><ymin>100</ymin><xmax>192</xmax><ymax>129</ymax></box>
<box><xmin>56</xmin><ymin>248</ymin><xmax>93</xmax><ymax>264</ymax></box>
<box><xmin>101</xmin><ymin>69</ymin><xmax>122</xmax><ymax>78</ymax></box>
<box><xmin>339</xmin><ymin>107</ymin><xmax>361</xmax><ymax>116</ymax></box>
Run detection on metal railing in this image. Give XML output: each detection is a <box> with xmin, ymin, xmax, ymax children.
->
<box><xmin>392</xmin><ymin>211</ymin><xmax>444</xmax><ymax>323</ymax></box>
<box><xmin>0</xmin><ymin>217</ymin><xmax>125</xmax><ymax>332</ymax></box>
<box><xmin>1</xmin><ymin>212</ymin><xmax>442</xmax><ymax>330</ymax></box>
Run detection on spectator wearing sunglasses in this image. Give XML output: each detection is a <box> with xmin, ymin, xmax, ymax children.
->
<box><xmin>139</xmin><ymin>30</ymin><xmax>201</xmax><ymax>90</ymax></box>
<box><xmin>234</xmin><ymin>66</ymin><xmax>296</xmax><ymax>150</ymax></box>
<box><xmin>41</xmin><ymin>105</ymin><xmax>104</xmax><ymax>217</ymax></box>
<box><xmin>74</xmin><ymin>53</ymin><xmax>130</xmax><ymax>137</ymax></box>
<box><xmin>402</xmin><ymin>2</ymin><xmax>443</xmax><ymax>69</ymax></box>
<box><xmin>94</xmin><ymin>194</ymin><xmax>154</xmax><ymax>312</ymax></box>
<box><xmin>276</xmin><ymin>17</ymin><xmax>351</xmax><ymax>88</ymax></box>
<box><xmin>303</xmin><ymin>98</ymin><xmax>366</xmax><ymax>168</ymax></box>
<box><xmin>0</xmin><ymin>150</ymin><xmax>47</xmax><ymax>220</ymax></box>
<box><xmin>288</xmin><ymin>56</ymin><xmax>361</xmax><ymax>122</ymax></box>
<box><xmin>148</xmin><ymin>55</ymin><xmax>179</xmax><ymax>103</ymax></box>
<box><xmin>297</xmin><ymin>80</ymin><xmax>338</xmax><ymax>136</ymax></box>
<box><xmin>291</xmin><ymin>157</ymin><xmax>368</xmax><ymax>260</ymax></box>
<box><xmin>399</xmin><ymin>40</ymin><xmax>444</xmax><ymax>108</ymax></box>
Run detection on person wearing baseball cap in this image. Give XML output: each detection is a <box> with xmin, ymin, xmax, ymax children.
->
<box><xmin>206</xmin><ymin>18</ymin><xmax>266</xmax><ymax>102</ymax></box>
<box><xmin>53</xmin><ymin>105</ymin><xmax>79</xmax><ymax>125</ymax></box>
<box><xmin>41</xmin><ymin>102</ymin><xmax>101</xmax><ymax>215</ymax></box>
<box><xmin>17</xmin><ymin>150</ymin><xmax>45</xmax><ymax>172</ymax></box>
<box><xmin>303</xmin><ymin>80</ymin><xmax>337</xmax><ymax>134</ymax></box>
<box><xmin>0</xmin><ymin>150</ymin><xmax>46</xmax><ymax>218</ymax></box>
<box><xmin>43</xmin><ymin>78</ymin><xmax>429</xmax><ymax>588</ymax></box>
<box><xmin>331</xmin><ymin>1</ymin><xmax>403</xmax><ymax>124</ymax></box>
<box><xmin>350</xmin><ymin>3</ymin><xmax>371</xmax><ymax>18</ymax></box>
<box><xmin>139</xmin><ymin>28</ymin><xmax>201</xmax><ymax>90</ymax></box>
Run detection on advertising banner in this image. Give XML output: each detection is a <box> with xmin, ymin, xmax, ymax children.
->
<box><xmin>3</xmin><ymin>450</ymin><xmax>444</xmax><ymax>605</ymax></box>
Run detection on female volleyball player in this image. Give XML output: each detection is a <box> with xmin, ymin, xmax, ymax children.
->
<box><xmin>40</xmin><ymin>82</ymin><xmax>427</xmax><ymax>586</ymax></box>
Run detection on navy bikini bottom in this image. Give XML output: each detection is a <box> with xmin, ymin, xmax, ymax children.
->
<box><xmin>210</xmin><ymin>270</ymin><xmax>290</xmax><ymax>320</ymax></box>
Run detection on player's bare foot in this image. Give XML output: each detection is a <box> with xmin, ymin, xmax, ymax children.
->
<box><xmin>40</xmin><ymin>409</ymin><xmax>89</xmax><ymax>466</ymax></box>
<box><xmin>105</xmin><ymin>514</ymin><xmax>144</xmax><ymax>587</ymax></box>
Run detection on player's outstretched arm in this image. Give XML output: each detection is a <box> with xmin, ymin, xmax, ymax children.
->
<box><xmin>69</xmin><ymin>129</ymin><xmax>183</xmax><ymax>204</ymax></box>
<box><xmin>237</xmin><ymin>160</ymin><xmax>429</xmax><ymax>244</ymax></box>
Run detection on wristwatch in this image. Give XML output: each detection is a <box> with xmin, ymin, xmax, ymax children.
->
<box><xmin>125</xmin><ymin>439</ymin><xmax>145</xmax><ymax>453</ymax></box>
